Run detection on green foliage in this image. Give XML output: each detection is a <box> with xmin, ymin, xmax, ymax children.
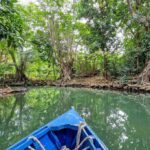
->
<box><xmin>26</xmin><ymin>59</ymin><xmax>59</xmax><ymax>80</ymax></box>
<box><xmin>73</xmin><ymin>52</ymin><xmax>102</xmax><ymax>77</ymax></box>
<box><xmin>0</xmin><ymin>1</ymin><xmax>24</xmax><ymax>47</ymax></box>
<box><xmin>108</xmin><ymin>54</ymin><xmax>124</xmax><ymax>77</ymax></box>
<box><xmin>0</xmin><ymin>0</ymin><xmax>150</xmax><ymax>81</ymax></box>
<box><xmin>0</xmin><ymin>63</ymin><xmax>15</xmax><ymax>75</ymax></box>
<box><xmin>78</xmin><ymin>0</ymin><xmax>117</xmax><ymax>52</ymax></box>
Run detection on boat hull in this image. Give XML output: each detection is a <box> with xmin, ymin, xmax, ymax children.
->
<box><xmin>8</xmin><ymin>108</ymin><xmax>108</xmax><ymax>150</ymax></box>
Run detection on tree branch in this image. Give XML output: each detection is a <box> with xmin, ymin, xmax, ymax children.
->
<box><xmin>127</xmin><ymin>0</ymin><xmax>134</xmax><ymax>15</ymax></box>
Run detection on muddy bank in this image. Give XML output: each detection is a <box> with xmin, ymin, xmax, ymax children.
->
<box><xmin>52</xmin><ymin>77</ymin><xmax>150</xmax><ymax>93</ymax></box>
<box><xmin>1</xmin><ymin>76</ymin><xmax>150</xmax><ymax>93</ymax></box>
<box><xmin>57</xmin><ymin>82</ymin><xmax>150</xmax><ymax>93</ymax></box>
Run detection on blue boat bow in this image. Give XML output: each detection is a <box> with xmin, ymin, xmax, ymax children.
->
<box><xmin>8</xmin><ymin>108</ymin><xmax>108</xmax><ymax>150</ymax></box>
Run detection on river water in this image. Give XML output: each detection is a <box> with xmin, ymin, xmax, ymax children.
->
<box><xmin>0</xmin><ymin>87</ymin><xmax>150</xmax><ymax>150</ymax></box>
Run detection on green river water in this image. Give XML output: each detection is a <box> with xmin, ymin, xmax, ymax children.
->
<box><xmin>0</xmin><ymin>87</ymin><xmax>150</xmax><ymax>150</ymax></box>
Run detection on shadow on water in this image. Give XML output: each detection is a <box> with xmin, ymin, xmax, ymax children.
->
<box><xmin>0</xmin><ymin>87</ymin><xmax>150</xmax><ymax>150</ymax></box>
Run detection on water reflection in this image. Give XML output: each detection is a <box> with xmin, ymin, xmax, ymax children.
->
<box><xmin>0</xmin><ymin>87</ymin><xmax>150</xmax><ymax>150</ymax></box>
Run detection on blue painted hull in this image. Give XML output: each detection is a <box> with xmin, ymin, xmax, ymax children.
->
<box><xmin>8</xmin><ymin>108</ymin><xmax>108</xmax><ymax>150</ymax></box>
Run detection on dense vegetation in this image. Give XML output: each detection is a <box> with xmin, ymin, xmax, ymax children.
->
<box><xmin>0</xmin><ymin>0</ymin><xmax>150</xmax><ymax>84</ymax></box>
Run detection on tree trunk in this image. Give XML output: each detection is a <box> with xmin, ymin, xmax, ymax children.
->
<box><xmin>137</xmin><ymin>60</ymin><xmax>150</xmax><ymax>84</ymax></box>
<box><xmin>60</xmin><ymin>60</ymin><xmax>74</xmax><ymax>81</ymax></box>
<box><xmin>15</xmin><ymin>67</ymin><xmax>27</xmax><ymax>82</ymax></box>
<box><xmin>8</xmin><ymin>49</ymin><xmax>28</xmax><ymax>82</ymax></box>
<box><xmin>14</xmin><ymin>59</ymin><xmax>28</xmax><ymax>82</ymax></box>
<box><xmin>126</xmin><ymin>0</ymin><xmax>150</xmax><ymax>83</ymax></box>
<box><xmin>103</xmin><ymin>53</ymin><xmax>109</xmax><ymax>80</ymax></box>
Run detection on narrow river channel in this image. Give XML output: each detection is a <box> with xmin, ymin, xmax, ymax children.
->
<box><xmin>0</xmin><ymin>87</ymin><xmax>150</xmax><ymax>150</ymax></box>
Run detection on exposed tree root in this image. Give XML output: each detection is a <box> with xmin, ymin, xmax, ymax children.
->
<box><xmin>0</xmin><ymin>87</ymin><xmax>27</xmax><ymax>96</ymax></box>
<box><xmin>138</xmin><ymin>61</ymin><xmax>150</xmax><ymax>84</ymax></box>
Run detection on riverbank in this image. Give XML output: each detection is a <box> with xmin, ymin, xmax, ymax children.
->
<box><xmin>52</xmin><ymin>76</ymin><xmax>150</xmax><ymax>93</ymax></box>
<box><xmin>1</xmin><ymin>76</ymin><xmax>150</xmax><ymax>94</ymax></box>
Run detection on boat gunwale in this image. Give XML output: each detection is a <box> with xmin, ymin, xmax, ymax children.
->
<box><xmin>7</xmin><ymin>108</ymin><xmax>108</xmax><ymax>150</ymax></box>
